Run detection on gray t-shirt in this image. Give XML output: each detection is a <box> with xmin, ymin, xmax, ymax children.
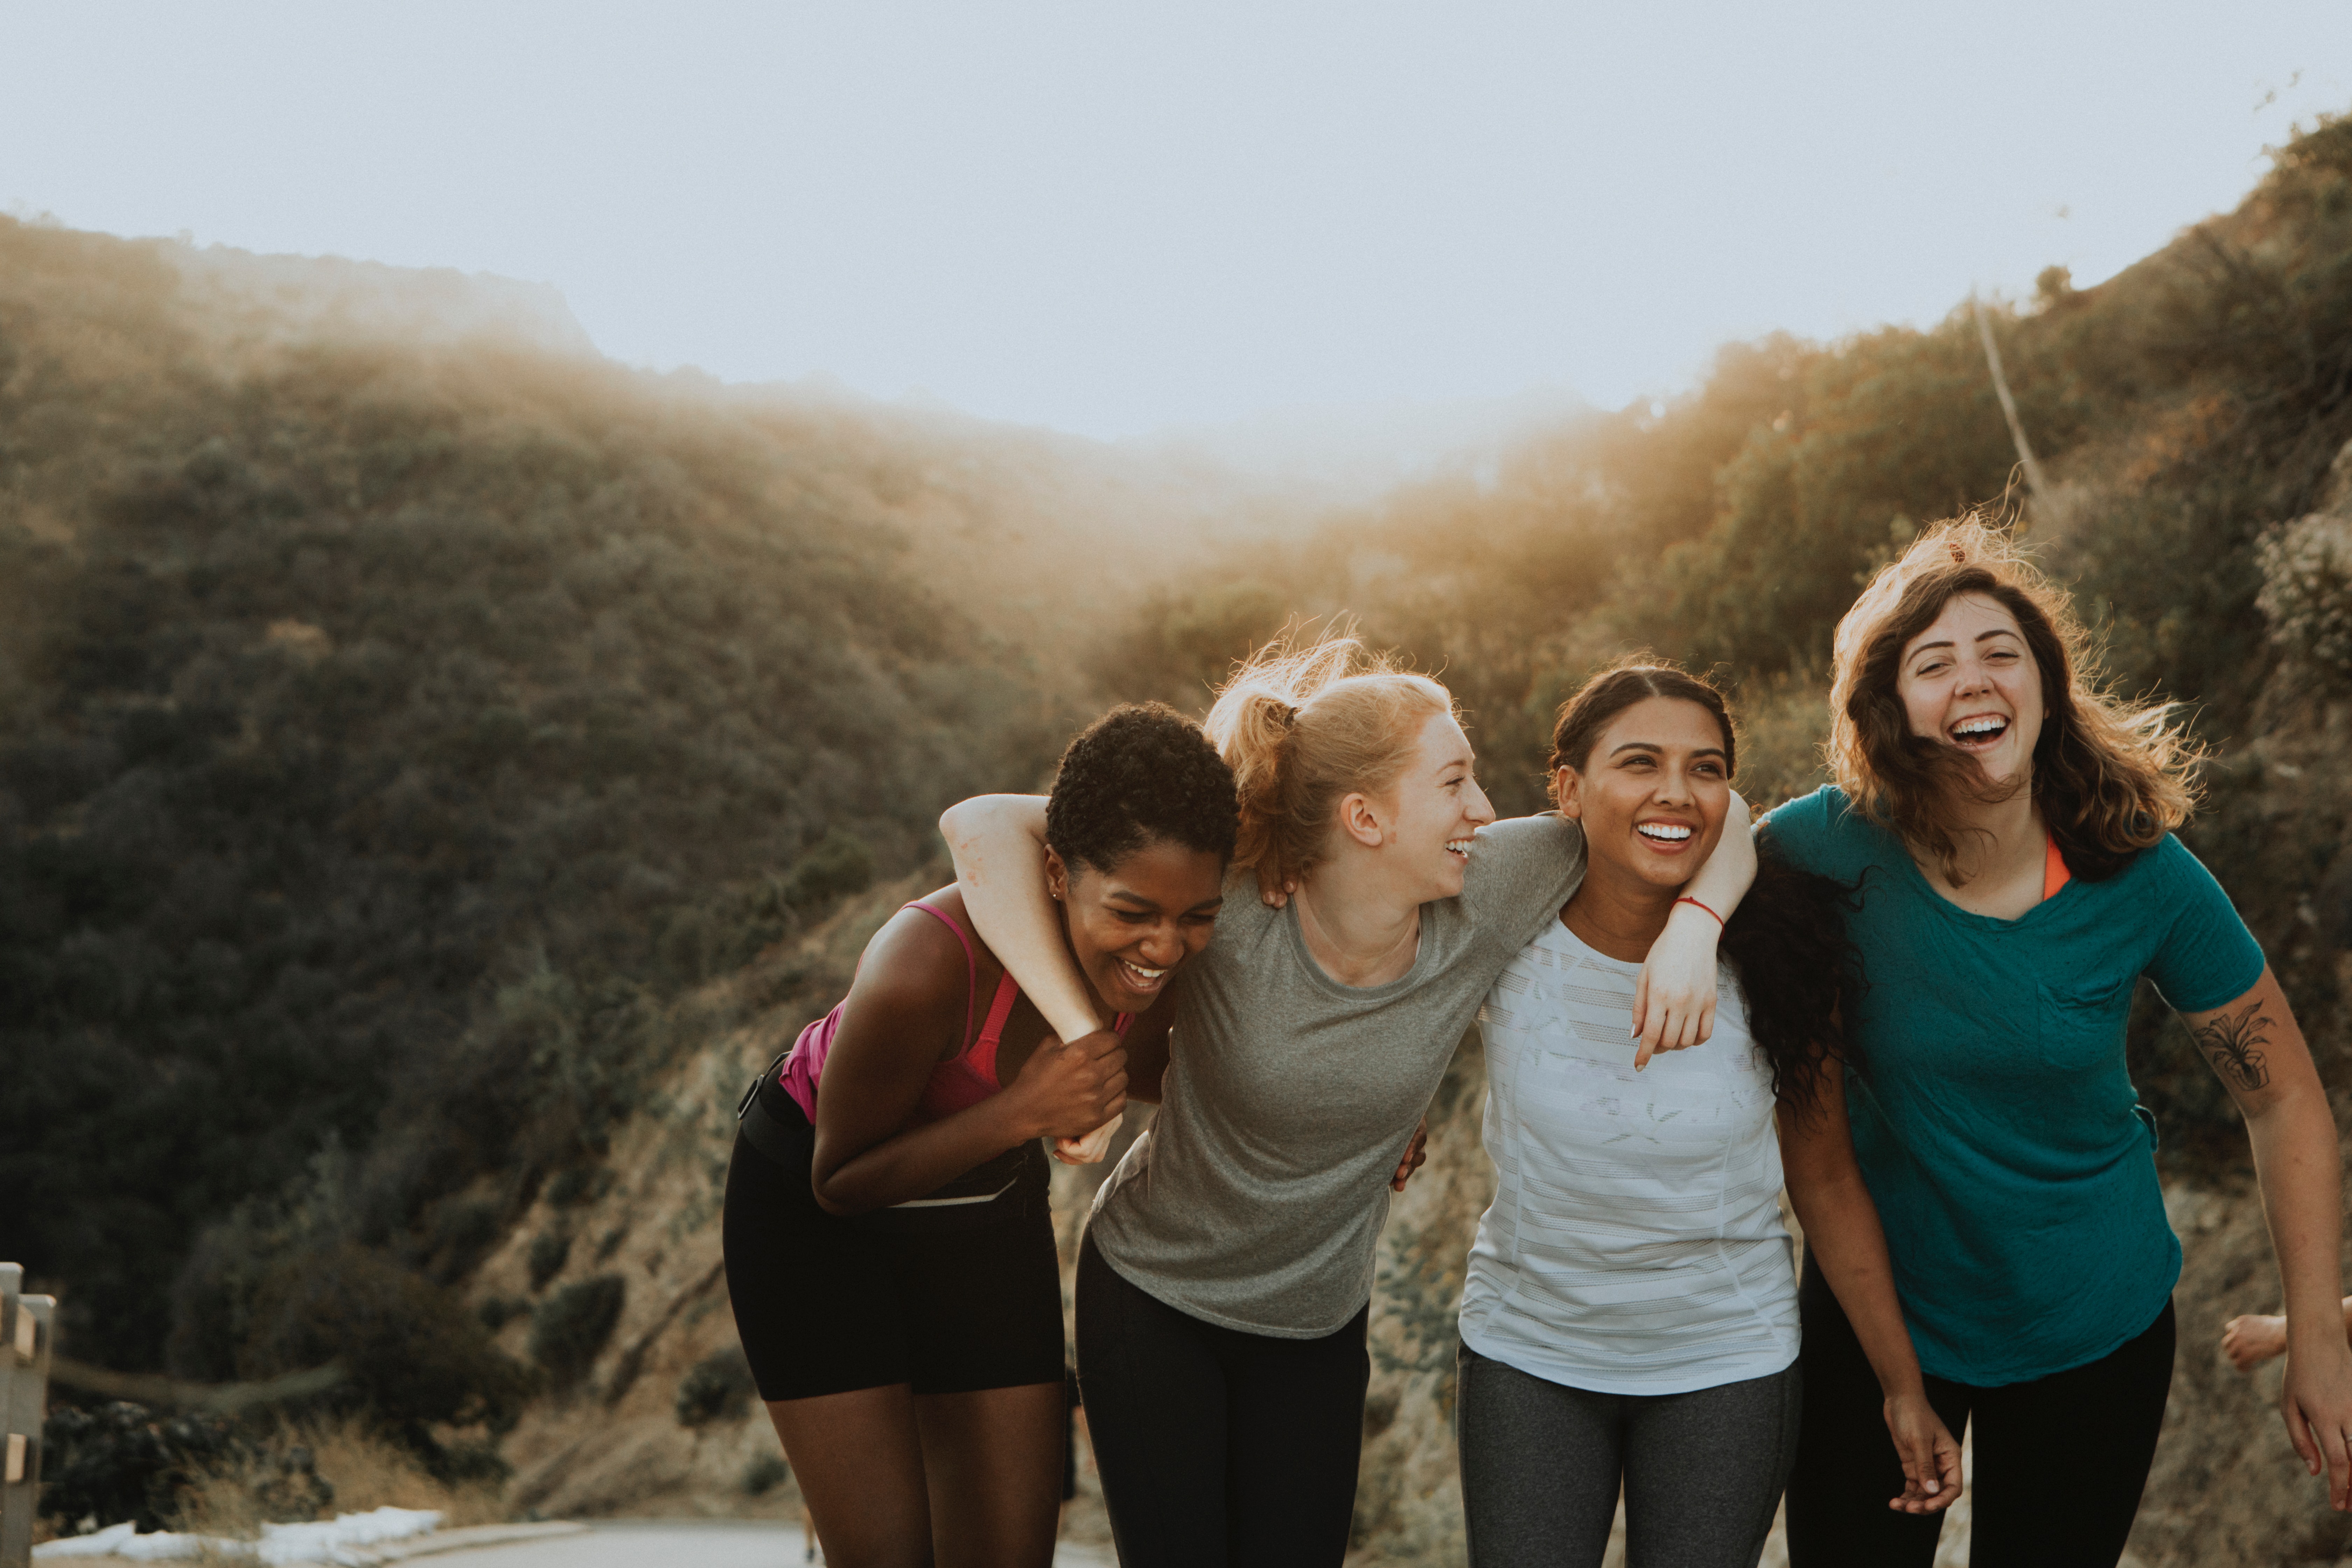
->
<box><xmin>1087</xmin><ymin>813</ymin><xmax>1587</xmax><ymax>1337</ymax></box>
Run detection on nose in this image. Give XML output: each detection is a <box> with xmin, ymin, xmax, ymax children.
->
<box><xmin>1464</xmin><ymin>776</ymin><xmax>1497</xmax><ymax>828</ymax></box>
<box><xmin>1954</xmin><ymin>658</ymin><xmax>1993</xmax><ymax>698</ymax></box>
<box><xmin>1137</xmin><ymin>922</ymin><xmax>1184</xmax><ymax>968</ymax></box>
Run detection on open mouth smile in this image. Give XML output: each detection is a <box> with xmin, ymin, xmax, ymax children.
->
<box><xmin>1445</xmin><ymin>837</ymin><xmax>1472</xmax><ymax>862</ymax></box>
<box><xmin>1116</xmin><ymin>956</ymin><xmax>1169</xmax><ymax>993</ymax></box>
<box><xmin>1949</xmin><ymin>714</ymin><xmax>2010</xmax><ymax>750</ymax></box>
<box><xmin>1634</xmin><ymin>821</ymin><xmax>1695</xmax><ymax>852</ymax></box>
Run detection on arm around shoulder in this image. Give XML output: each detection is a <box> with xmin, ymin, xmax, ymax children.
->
<box><xmin>938</xmin><ymin>793</ymin><xmax>1103</xmax><ymax>1044</ymax></box>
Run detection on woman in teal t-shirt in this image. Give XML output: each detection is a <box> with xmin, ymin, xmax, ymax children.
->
<box><xmin>1772</xmin><ymin>519</ymin><xmax>2352</xmax><ymax>1567</ymax></box>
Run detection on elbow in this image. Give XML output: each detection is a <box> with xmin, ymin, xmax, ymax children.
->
<box><xmin>808</xmin><ymin>1171</ymin><xmax>873</xmax><ymax>1218</ymax></box>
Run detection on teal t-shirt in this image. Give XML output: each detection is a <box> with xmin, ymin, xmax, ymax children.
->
<box><xmin>1765</xmin><ymin>785</ymin><xmax>2266</xmax><ymax>1386</ymax></box>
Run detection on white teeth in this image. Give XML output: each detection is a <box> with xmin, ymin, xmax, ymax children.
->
<box><xmin>1122</xmin><ymin>961</ymin><xmax>1165</xmax><ymax>979</ymax></box>
<box><xmin>1954</xmin><ymin>716</ymin><xmax>2006</xmax><ymax>737</ymax></box>
<box><xmin>1446</xmin><ymin>839</ymin><xmax>1472</xmax><ymax>853</ymax></box>
<box><xmin>1636</xmin><ymin>823</ymin><xmax>1693</xmax><ymax>841</ymax></box>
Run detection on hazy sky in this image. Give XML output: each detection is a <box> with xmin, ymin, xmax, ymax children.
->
<box><xmin>2</xmin><ymin>2</ymin><xmax>2347</xmax><ymax>441</ymax></box>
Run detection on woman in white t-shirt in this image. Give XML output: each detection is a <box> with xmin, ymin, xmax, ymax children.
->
<box><xmin>1456</xmin><ymin>662</ymin><xmax>1960</xmax><ymax>1568</ymax></box>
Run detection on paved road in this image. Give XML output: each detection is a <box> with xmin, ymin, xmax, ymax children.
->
<box><xmin>431</xmin><ymin>1519</ymin><xmax>1112</xmax><ymax>1567</ymax></box>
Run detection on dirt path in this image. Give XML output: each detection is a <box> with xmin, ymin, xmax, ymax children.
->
<box><xmin>425</xmin><ymin>1519</ymin><xmax>1112</xmax><ymax>1567</ymax></box>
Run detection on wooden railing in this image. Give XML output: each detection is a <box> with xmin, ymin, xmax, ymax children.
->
<box><xmin>0</xmin><ymin>1265</ymin><xmax>54</xmax><ymax>1568</ymax></box>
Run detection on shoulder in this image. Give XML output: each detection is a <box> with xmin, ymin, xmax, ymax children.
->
<box><xmin>1470</xmin><ymin>812</ymin><xmax>1585</xmax><ymax>863</ymax></box>
<box><xmin>846</xmin><ymin>893</ymin><xmax>979</xmax><ymax>1021</ymax></box>
<box><xmin>1759</xmin><ymin>786</ymin><xmax>1882</xmax><ymax>875</ymax></box>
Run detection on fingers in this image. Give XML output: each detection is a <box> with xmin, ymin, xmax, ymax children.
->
<box><xmin>1629</xmin><ymin>971</ymin><xmax>1650</xmax><ymax>1044</ymax></box>
<box><xmin>1390</xmin><ymin>1124</ymin><xmax>1430</xmax><ymax>1191</ymax></box>
<box><xmin>1052</xmin><ymin>1116</ymin><xmax>1122</xmax><ymax>1165</ymax></box>
<box><xmin>2288</xmin><ymin>1394</ymin><xmax>2324</xmax><ymax>1477</ymax></box>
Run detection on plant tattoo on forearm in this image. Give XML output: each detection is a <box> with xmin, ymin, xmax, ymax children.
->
<box><xmin>2192</xmin><ymin>1001</ymin><xmax>2271</xmax><ymax>1091</ymax></box>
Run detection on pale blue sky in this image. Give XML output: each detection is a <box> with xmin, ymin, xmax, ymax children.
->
<box><xmin>2</xmin><ymin>2</ymin><xmax>2346</xmax><ymax>440</ymax></box>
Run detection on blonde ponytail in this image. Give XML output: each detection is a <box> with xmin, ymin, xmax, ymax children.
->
<box><xmin>1202</xmin><ymin>627</ymin><xmax>1454</xmax><ymax>885</ymax></box>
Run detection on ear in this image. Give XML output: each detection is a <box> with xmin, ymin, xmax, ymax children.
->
<box><xmin>1336</xmin><ymin>790</ymin><xmax>1387</xmax><ymax>850</ymax></box>
<box><xmin>1554</xmin><ymin>765</ymin><xmax>1585</xmax><ymax>821</ymax></box>
<box><xmin>1045</xmin><ymin>846</ymin><xmax>1071</xmax><ymax>902</ymax></box>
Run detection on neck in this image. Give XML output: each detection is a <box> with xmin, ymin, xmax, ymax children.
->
<box><xmin>1292</xmin><ymin>852</ymin><xmax>1424</xmax><ymax>988</ymax></box>
<box><xmin>1933</xmin><ymin>772</ymin><xmax>2042</xmax><ymax>882</ymax></box>
<box><xmin>1561</xmin><ymin>859</ymin><xmax>1678</xmax><ymax>963</ymax></box>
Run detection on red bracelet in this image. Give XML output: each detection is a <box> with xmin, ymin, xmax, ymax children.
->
<box><xmin>1674</xmin><ymin>895</ymin><xmax>1724</xmax><ymax>927</ymax></box>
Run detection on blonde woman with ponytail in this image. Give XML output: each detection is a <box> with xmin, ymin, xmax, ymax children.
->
<box><xmin>940</xmin><ymin>631</ymin><xmax>1756</xmax><ymax>1567</ymax></box>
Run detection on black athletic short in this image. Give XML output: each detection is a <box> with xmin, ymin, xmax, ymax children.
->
<box><xmin>721</xmin><ymin>1085</ymin><xmax>1066</xmax><ymax>1402</ymax></box>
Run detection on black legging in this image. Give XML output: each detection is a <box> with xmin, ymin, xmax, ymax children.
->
<box><xmin>1074</xmin><ymin>1234</ymin><xmax>1370</xmax><ymax>1568</ymax></box>
<box><xmin>1785</xmin><ymin>1253</ymin><xmax>2175</xmax><ymax>1568</ymax></box>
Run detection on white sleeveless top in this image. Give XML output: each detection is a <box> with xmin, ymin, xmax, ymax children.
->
<box><xmin>1458</xmin><ymin>918</ymin><xmax>1799</xmax><ymax>1396</ymax></box>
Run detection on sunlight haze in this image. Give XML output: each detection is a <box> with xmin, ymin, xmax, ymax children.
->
<box><xmin>2</xmin><ymin>1</ymin><xmax>2346</xmax><ymax>441</ymax></box>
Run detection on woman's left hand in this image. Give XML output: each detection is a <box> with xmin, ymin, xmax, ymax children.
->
<box><xmin>1882</xmin><ymin>1391</ymin><xmax>1963</xmax><ymax>1513</ymax></box>
<box><xmin>2282</xmin><ymin>1336</ymin><xmax>2352</xmax><ymax>1510</ymax></box>
<box><xmin>1389</xmin><ymin>1119</ymin><xmax>1429</xmax><ymax>1192</ymax></box>
<box><xmin>1629</xmin><ymin>905</ymin><xmax>1722</xmax><ymax>1069</ymax></box>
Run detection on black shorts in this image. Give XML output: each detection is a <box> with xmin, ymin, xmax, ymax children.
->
<box><xmin>721</xmin><ymin>1089</ymin><xmax>1066</xmax><ymax>1402</ymax></box>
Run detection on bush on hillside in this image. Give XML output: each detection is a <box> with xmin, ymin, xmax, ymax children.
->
<box><xmin>674</xmin><ymin>1344</ymin><xmax>757</xmax><ymax>1427</ymax></box>
<box><xmin>529</xmin><ymin>1274</ymin><xmax>625</xmax><ymax>1391</ymax></box>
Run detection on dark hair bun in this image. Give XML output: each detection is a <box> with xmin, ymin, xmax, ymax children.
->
<box><xmin>1045</xmin><ymin>703</ymin><xmax>1239</xmax><ymax>875</ymax></box>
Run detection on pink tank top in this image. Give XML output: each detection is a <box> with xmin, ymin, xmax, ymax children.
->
<box><xmin>776</xmin><ymin>901</ymin><xmax>1129</xmax><ymax>1122</ymax></box>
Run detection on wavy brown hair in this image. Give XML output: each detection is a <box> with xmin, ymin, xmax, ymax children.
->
<box><xmin>1547</xmin><ymin>659</ymin><xmax>1854</xmax><ymax>1121</ymax></box>
<box><xmin>1829</xmin><ymin>517</ymin><xmax>2198</xmax><ymax>883</ymax></box>
<box><xmin>1202</xmin><ymin>626</ymin><xmax>1454</xmax><ymax>888</ymax></box>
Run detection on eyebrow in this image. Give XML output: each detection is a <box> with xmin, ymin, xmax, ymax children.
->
<box><xmin>1909</xmin><ymin>628</ymin><xmax>2023</xmax><ymax>657</ymax></box>
<box><xmin>1106</xmin><ymin>890</ymin><xmax>1225</xmax><ymax>912</ymax></box>
<box><xmin>1609</xmin><ymin>741</ymin><xmax>1727</xmax><ymax>759</ymax></box>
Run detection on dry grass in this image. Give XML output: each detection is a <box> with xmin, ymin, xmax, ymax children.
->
<box><xmin>176</xmin><ymin>1416</ymin><xmax>508</xmax><ymax>1543</ymax></box>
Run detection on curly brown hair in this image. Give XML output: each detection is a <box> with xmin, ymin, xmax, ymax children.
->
<box><xmin>1828</xmin><ymin>516</ymin><xmax>2199</xmax><ymax>883</ymax></box>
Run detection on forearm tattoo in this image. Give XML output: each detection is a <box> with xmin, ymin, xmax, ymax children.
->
<box><xmin>2192</xmin><ymin>1000</ymin><xmax>2272</xmax><ymax>1091</ymax></box>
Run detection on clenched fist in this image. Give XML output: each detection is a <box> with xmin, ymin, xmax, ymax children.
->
<box><xmin>1008</xmin><ymin>1027</ymin><xmax>1128</xmax><ymax>1142</ymax></box>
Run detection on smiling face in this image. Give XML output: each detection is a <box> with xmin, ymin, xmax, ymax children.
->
<box><xmin>1046</xmin><ymin>837</ymin><xmax>1227</xmax><ymax>1015</ymax></box>
<box><xmin>1554</xmin><ymin>696</ymin><xmax>1732</xmax><ymax>891</ymax></box>
<box><xmin>1896</xmin><ymin>591</ymin><xmax>2044</xmax><ymax>789</ymax></box>
<box><xmin>1378</xmin><ymin>709</ymin><xmax>1498</xmax><ymax>902</ymax></box>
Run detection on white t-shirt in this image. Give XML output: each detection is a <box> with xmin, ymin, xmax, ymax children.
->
<box><xmin>1458</xmin><ymin>917</ymin><xmax>1799</xmax><ymax>1396</ymax></box>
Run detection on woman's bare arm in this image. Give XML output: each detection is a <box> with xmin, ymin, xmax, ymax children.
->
<box><xmin>1631</xmin><ymin>791</ymin><xmax>1757</xmax><ymax>1062</ymax></box>
<box><xmin>809</xmin><ymin>911</ymin><xmax>1126</xmax><ymax>1214</ymax></box>
<box><xmin>939</xmin><ymin>795</ymin><xmax>1105</xmax><ymax>1044</ymax></box>
<box><xmin>2183</xmin><ymin>966</ymin><xmax>2352</xmax><ymax>1510</ymax></box>
<box><xmin>1780</xmin><ymin>1059</ymin><xmax>1962</xmax><ymax>1513</ymax></box>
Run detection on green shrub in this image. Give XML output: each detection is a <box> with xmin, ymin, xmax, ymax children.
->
<box><xmin>674</xmin><ymin>1345</ymin><xmax>757</xmax><ymax>1427</ymax></box>
<box><xmin>526</xmin><ymin>1230</ymin><xmax>571</xmax><ymax>1292</ymax></box>
<box><xmin>786</xmin><ymin>830</ymin><xmax>875</xmax><ymax>909</ymax></box>
<box><xmin>740</xmin><ymin>1452</ymin><xmax>789</xmax><ymax>1497</ymax></box>
<box><xmin>529</xmin><ymin>1274</ymin><xmax>625</xmax><ymax>1390</ymax></box>
<box><xmin>240</xmin><ymin>1244</ymin><xmax>534</xmax><ymax>1440</ymax></box>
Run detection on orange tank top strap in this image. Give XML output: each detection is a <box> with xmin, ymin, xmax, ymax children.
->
<box><xmin>2042</xmin><ymin>829</ymin><xmax>2072</xmax><ymax>902</ymax></box>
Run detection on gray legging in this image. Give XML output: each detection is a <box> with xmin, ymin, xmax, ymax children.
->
<box><xmin>1456</xmin><ymin>1343</ymin><xmax>1801</xmax><ymax>1568</ymax></box>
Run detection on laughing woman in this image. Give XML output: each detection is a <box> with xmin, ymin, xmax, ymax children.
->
<box><xmin>1457</xmin><ymin>663</ymin><xmax>1959</xmax><ymax>1568</ymax></box>
<box><xmin>722</xmin><ymin>704</ymin><xmax>1236</xmax><ymax>1568</ymax></box>
<box><xmin>941</xmin><ymin>632</ymin><xmax>1756</xmax><ymax>1568</ymax></box>
<box><xmin>1774</xmin><ymin>521</ymin><xmax>2352</xmax><ymax>1567</ymax></box>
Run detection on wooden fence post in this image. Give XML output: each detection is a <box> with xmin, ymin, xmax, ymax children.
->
<box><xmin>1</xmin><ymin>1264</ymin><xmax>55</xmax><ymax>1568</ymax></box>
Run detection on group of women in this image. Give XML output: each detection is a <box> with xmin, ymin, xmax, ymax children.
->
<box><xmin>721</xmin><ymin>519</ymin><xmax>2352</xmax><ymax>1568</ymax></box>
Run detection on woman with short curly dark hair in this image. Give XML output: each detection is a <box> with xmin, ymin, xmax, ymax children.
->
<box><xmin>722</xmin><ymin>702</ymin><xmax>1237</xmax><ymax>1568</ymax></box>
<box><xmin>1775</xmin><ymin>519</ymin><xmax>2352</xmax><ymax>1565</ymax></box>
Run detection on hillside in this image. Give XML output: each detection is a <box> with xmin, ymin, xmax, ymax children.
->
<box><xmin>0</xmin><ymin>217</ymin><xmax>1285</xmax><ymax>1393</ymax></box>
<box><xmin>10</xmin><ymin>111</ymin><xmax>2352</xmax><ymax>1568</ymax></box>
